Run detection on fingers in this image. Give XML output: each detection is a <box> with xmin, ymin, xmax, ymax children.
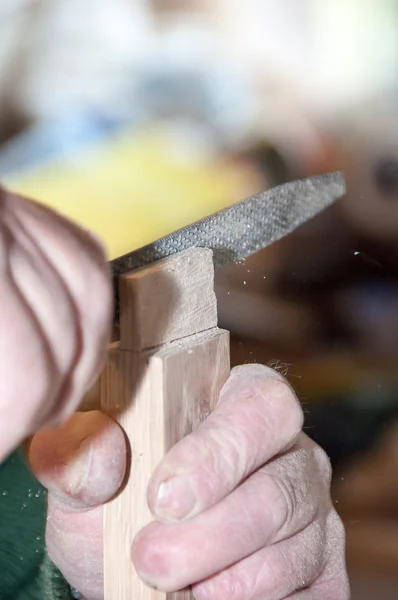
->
<box><xmin>193</xmin><ymin>519</ymin><xmax>327</xmax><ymax>600</ymax></box>
<box><xmin>1</xmin><ymin>200</ymin><xmax>80</xmax><ymax>422</ymax></box>
<box><xmin>193</xmin><ymin>509</ymin><xmax>347</xmax><ymax>600</ymax></box>
<box><xmin>29</xmin><ymin>411</ymin><xmax>127</xmax><ymax>600</ymax></box>
<box><xmin>132</xmin><ymin>433</ymin><xmax>330</xmax><ymax>592</ymax></box>
<box><xmin>147</xmin><ymin>364</ymin><xmax>304</xmax><ymax>523</ymax></box>
<box><xmin>0</xmin><ymin>188</ymin><xmax>112</xmax><ymax>460</ymax></box>
<box><xmin>0</xmin><ymin>259</ymin><xmax>58</xmax><ymax>461</ymax></box>
<box><xmin>11</xmin><ymin>193</ymin><xmax>113</xmax><ymax>419</ymax></box>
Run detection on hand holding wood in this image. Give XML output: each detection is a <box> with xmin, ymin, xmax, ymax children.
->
<box><xmin>29</xmin><ymin>364</ymin><xmax>348</xmax><ymax>600</ymax></box>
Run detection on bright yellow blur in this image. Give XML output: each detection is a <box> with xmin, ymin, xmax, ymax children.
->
<box><xmin>5</xmin><ymin>127</ymin><xmax>260</xmax><ymax>260</ymax></box>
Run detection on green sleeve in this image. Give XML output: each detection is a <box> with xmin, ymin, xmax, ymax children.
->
<box><xmin>40</xmin><ymin>553</ymin><xmax>77</xmax><ymax>600</ymax></box>
<box><xmin>0</xmin><ymin>450</ymin><xmax>76</xmax><ymax>600</ymax></box>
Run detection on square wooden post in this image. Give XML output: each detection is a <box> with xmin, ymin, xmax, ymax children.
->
<box><xmin>100</xmin><ymin>248</ymin><xmax>230</xmax><ymax>600</ymax></box>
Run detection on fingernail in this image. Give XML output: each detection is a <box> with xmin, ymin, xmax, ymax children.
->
<box><xmin>154</xmin><ymin>476</ymin><xmax>196</xmax><ymax>521</ymax></box>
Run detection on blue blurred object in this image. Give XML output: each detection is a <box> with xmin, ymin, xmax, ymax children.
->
<box><xmin>0</xmin><ymin>62</ymin><xmax>253</xmax><ymax>179</ymax></box>
<box><xmin>0</xmin><ymin>109</ymin><xmax>131</xmax><ymax>178</ymax></box>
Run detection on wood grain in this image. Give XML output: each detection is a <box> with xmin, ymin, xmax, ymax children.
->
<box><xmin>101</xmin><ymin>248</ymin><xmax>230</xmax><ymax>600</ymax></box>
<box><xmin>119</xmin><ymin>247</ymin><xmax>217</xmax><ymax>351</ymax></box>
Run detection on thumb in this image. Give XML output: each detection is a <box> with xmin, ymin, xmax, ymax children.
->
<box><xmin>28</xmin><ymin>411</ymin><xmax>127</xmax><ymax>600</ymax></box>
<box><xmin>28</xmin><ymin>410</ymin><xmax>127</xmax><ymax>510</ymax></box>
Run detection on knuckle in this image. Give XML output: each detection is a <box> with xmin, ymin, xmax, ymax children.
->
<box><xmin>264</xmin><ymin>450</ymin><xmax>326</xmax><ymax>534</ymax></box>
<box><xmin>267</xmin><ymin>471</ymin><xmax>297</xmax><ymax>533</ymax></box>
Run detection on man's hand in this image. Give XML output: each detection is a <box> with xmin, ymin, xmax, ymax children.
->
<box><xmin>0</xmin><ymin>187</ymin><xmax>112</xmax><ymax>462</ymax></box>
<box><xmin>29</xmin><ymin>364</ymin><xmax>349</xmax><ymax>600</ymax></box>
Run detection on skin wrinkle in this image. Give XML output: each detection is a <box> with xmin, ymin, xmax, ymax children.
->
<box><xmin>155</xmin><ymin>428</ymin><xmax>224</xmax><ymax>514</ymax></box>
<box><xmin>217</xmin><ymin>399</ymin><xmax>286</xmax><ymax>475</ymax></box>
<box><xmin>218</xmin><ymin>571</ymin><xmax>247</xmax><ymax>600</ymax></box>
<box><xmin>195</xmin><ymin>520</ymin><xmax>328</xmax><ymax>600</ymax></box>
<box><xmin>26</xmin><ymin>356</ymin><xmax>347</xmax><ymax>599</ymax></box>
<box><xmin>135</xmin><ymin>488</ymin><xmax>269</xmax><ymax>588</ymax></box>
<box><xmin>277</xmin><ymin>439</ymin><xmax>331</xmax><ymax>504</ymax></box>
<box><xmin>214</xmin><ymin>549</ymin><xmax>270</xmax><ymax>600</ymax></box>
<box><xmin>32</xmin><ymin>417</ymin><xmax>126</xmax><ymax>597</ymax></box>
<box><xmin>13</xmin><ymin>191</ymin><xmax>113</xmax><ymax>420</ymax></box>
<box><xmin>253</xmin><ymin>472</ymin><xmax>294</xmax><ymax>542</ymax></box>
<box><xmin>138</xmin><ymin>448</ymin><xmax>323</xmax><ymax>591</ymax></box>
<box><xmin>136</xmin><ymin>369</ymin><xmax>344</xmax><ymax>593</ymax></box>
<box><xmin>255</xmin><ymin>549</ymin><xmax>293</xmax><ymax>599</ymax></box>
<box><xmin>20</xmin><ymin>193</ymin><xmax>108</xmax><ymax>270</ymax></box>
<box><xmin>1</xmin><ymin>196</ymin><xmax>85</xmax><ymax>431</ymax></box>
<box><xmin>46</xmin><ymin>505</ymin><xmax>104</xmax><ymax>597</ymax></box>
<box><xmin>0</xmin><ymin>260</ymin><xmax>56</xmax><ymax>435</ymax></box>
<box><xmin>278</xmin><ymin>452</ymin><xmax>311</xmax><ymax>508</ymax></box>
<box><xmin>27</xmin><ymin>221</ymin><xmax>112</xmax><ymax>337</ymax></box>
<box><xmin>205</xmin><ymin>417</ymin><xmax>249</xmax><ymax>486</ymax></box>
<box><xmin>264</xmin><ymin>458</ymin><xmax>316</xmax><ymax>540</ymax></box>
<box><xmin>150</xmin><ymin>391</ymin><xmax>261</xmax><ymax>521</ymax></box>
<box><xmin>150</xmin><ymin>372</ymin><xmax>305</xmax><ymax>524</ymax></box>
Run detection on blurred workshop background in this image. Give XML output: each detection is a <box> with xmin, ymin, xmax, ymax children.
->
<box><xmin>1</xmin><ymin>1</ymin><xmax>398</xmax><ymax>598</ymax></box>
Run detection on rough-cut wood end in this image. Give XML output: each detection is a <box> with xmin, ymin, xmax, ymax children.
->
<box><xmin>119</xmin><ymin>247</ymin><xmax>218</xmax><ymax>351</ymax></box>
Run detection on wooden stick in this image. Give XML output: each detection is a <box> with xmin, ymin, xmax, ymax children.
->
<box><xmin>100</xmin><ymin>248</ymin><xmax>230</xmax><ymax>600</ymax></box>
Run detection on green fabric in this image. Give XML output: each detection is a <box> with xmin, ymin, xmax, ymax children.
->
<box><xmin>0</xmin><ymin>450</ymin><xmax>73</xmax><ymax>600</ymax></box>
<box><xmin>41</xmin><ymin>555</ymin><xmax>75</xmax><ymax>600</ymax></box>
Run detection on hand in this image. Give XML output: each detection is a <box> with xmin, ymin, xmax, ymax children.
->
<box><xmin>0</xmin><ymin>186</ymin><xmax>112</xmax><ymax>462</ymax></box>
<box><xmin>29</xmin><ymin>364</ymin><xmax>349</xmax><ymax>600</ymax></box>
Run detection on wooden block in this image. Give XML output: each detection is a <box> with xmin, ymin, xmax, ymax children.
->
<box><xmin>119</xmin><ymin>247</ymin><xmax>217</xmax><ymax>351</ymax></box>
<box><xmin>101</xmin><ymin>248</ymin><xmax>230</xmax><ymax>600</ymax></box>
<box><xmin>101</xmin><ymin>330</ymin><xmax>229</xmax><ymax>600</ymax></box>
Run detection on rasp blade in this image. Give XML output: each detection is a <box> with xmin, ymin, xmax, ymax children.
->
<box><xmin>111</xmin><ymin>172</ymin><xmax>345</xmax><ymax>278</ymax></box>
